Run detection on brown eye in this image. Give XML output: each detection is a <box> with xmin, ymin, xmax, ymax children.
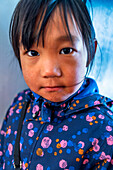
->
<box><xmin>27</xmin><ymin>50</ymin><xmax>40</xmax><ymax>57</ymax></box>
<box><xmin>60</xmin><ymin>48</ymin><xmax>74</xmax><ymax>55</ymax></box>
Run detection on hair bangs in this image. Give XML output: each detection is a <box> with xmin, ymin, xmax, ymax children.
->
<box><xmin>20</xmin><ymin>0</ymin><xmax>46</xmax><ymax>50</ymax></box>
<box><xmin>20</xmin><ymin>0</ymin><xmax>60</xmax><ymax>50</ymax></box>
<box><xmin>35</xmin><ymin>0</ymin><xmax>81</xmax><ymax>48</ymax></box>
<box><xmin>20</xmin><ymin>0</ymin><xmax>82</xmax><ymax>50</ymax></box>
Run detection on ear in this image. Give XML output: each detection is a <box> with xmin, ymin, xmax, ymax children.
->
<box><xmin>86</xmin><ymin>39</ymin><xmax>97</xmax><ymax>67</ymax></box>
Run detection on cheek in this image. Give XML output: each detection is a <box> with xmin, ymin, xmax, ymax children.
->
<box><xmin>20</xmin><ymin>57</ymin><xmax>38</xmax><ymax>79</ymax></box>
<box><xmin>21</xmin><ymin>63</ymin><xmax>36</xmax><ymax>87</ymax></box>
<box><xmin>64</xmin><ymin>59</ymin><xmax>86</xmax><ymax>83</ymax></box>
<box><xmin>23</xmin><ymin>70</ymin><xmax>36</xmax><ymax>84</ymax></box>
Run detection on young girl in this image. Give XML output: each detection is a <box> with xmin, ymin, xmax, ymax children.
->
<box><xmin>0</xmin><ymin>0</ymin><xmax>113</xmax><ymax>169</ymax></box>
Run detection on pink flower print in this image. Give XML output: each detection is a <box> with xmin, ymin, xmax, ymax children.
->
<box><xmin>48</xmin><ymin>117</ymin><xmax>51</xmax><ymax>122</ymax></box>
<box><xmin>0</xmin><ymin>151</ymin><xmax>3</xmax><ymax>156</ymax></box>
<box><xmin>8</xmin><ymin>143</ymin><xmax>13</xmax><ymax>155</ymax></box>
<box><xmin>22</xmin><ymin>162</ymin><xmax>26</xmax><ymax>170</ymax></box>
<box><xmin>106</xmin><ymin>155</ymin><xmax>111</xmax><ymax>162</ymax></box>
<box><xmin>72</xmin><ymin>115</ymin><xmax>77</xmax><ymax>119</ymax></box>
<box><xmin>94</xmin><ymin>101</ymin><xmax>100</xmax><ymax>105</ymax></box>
<box><xmin>107</xmin><ymin>135</ymin><xmax>113</xmax><ymax>145</ymax></box>
<box><xmin>78</xmin><ymin>141</ymin><xmax>85</xmax><ymax>148</ymax></box>
<box><xmin>107</xmin><ymin>110</ymin><xmax>113</xmax><ymax>115</ymax></box>
<box><xmin>92</xmin><ymin>138</ymin><xmax>99</xmax><ymax>145</ymax></box>
<box><xmin>28</xmin><ymin>130</ymin><xmax>34</xmax><ymax>137</ymax></box>
<box><xmin>25</xmin><ymin>90</ymin><xmax>29</xmax><ymax>94</ymax></box>
<box><xmin>41</xmin><ymin>137</ymin><xmax>52</xmax><ymax>148</ymax></box>
<box><xmin>0</xmin><ymin>130</ymin><xmax>5</xmax><ymax>136</ymax></box>
<box><xmin>43</xmin><ymin>104</ymin><xmax>46</xmax><ymax>108</ymax></box>
<box><xmin>93</xmin><ymin>144</ymin><xmax>100</xmax><ymax>152</ymax></box>
<box><xmin>20</xmin><ymin>143</ymin><xmax>22</xmax><ymax>151</ymax></box>
<box><xmin>3</xmin><ymin>163</ymin><xmax>5</xmax><ymax>170</ymax></box>
<box><xmin>83</xmin><ymin>159</ymin><xmax>89</xmax><ymax>164</ymax></box>
<box><xmin>32</xmin><ymin>105</ymin><xmax>39</xmax><ymax>114</ymax></box>
<box><xmin>61</xmin><ymin>103</ymin><xmax>66</xmax><ymax>107</ymax></box>
<box><xmin>60</xmin><ymin>140</ymin><xmax>67</xmax><ymax>148</ymax></box>
<box><xmin>99</xmin><ymin>152</ymin><xmax>111</xmax><ymax>162</ymax></box>
<box><xmin>46</xmin><ymin>125</ymin><xmax>53</xmax><ymax>131</ymax></box>
<box><xmin>18</xmin><ymin>96</ymin><xmax>23</xmax><ymax>101</ymax></box>
<box><xmin>92</xmin><ymin>138</ymin><xmax>100</xmax><ymax>152</ymax></box>
<box><xmin>106</xmin><ymin>126</ymin><xmax>112</xmax><ymax>132</ymax></box>
<box><xmin>36</xmin><ymin>164</ymin><xmax>43</xmax><ymax>170</ymax></box>
<box><xmin>16</xmin><ymin>109</ymin><xmax>20</xmax><ymax>114</ymax></box>
<box><xmin>78</xmin><ymin>90</ymin><xmax>80</xmax><ymax>94</ymax></box>
<box><xmin>98</xmin><ymin>114</ymin><xmax>105</xmax><ymax>119</ymax></box>
<box><xmin>59</xmin><ymin>159</ymin><xmax>67</xmax><ymax>168</ymax></box>
<box><xmin>7</xmin><ymin>128</ymin><xmax>11</xmax><ymax>135</ymax></box>
<box><xmin>99</xmin><ymin>152</ymin><xmax>106</xmax><ymax>160</ymax></box>
<box><xmin>57</xmin><ymin>110</ymin><xmax>63</xmax><ymax>117</ymax></box>
<box><xmin>14</xmin><ymin>131</ymin><xmax>17</xmax><ymax>135</ymax></box>
<box><xmin>95</xmin><ymin>106</ymin><xmax>100</xmax><ymax>110</ymax></box>
<box><xmin>9</xmin><ymin>107</ymin><xmax>13</xmax><ymax>116</ymax></box>
<box><xmin>86</xmin><ymin>115</ymin><xmax>93</xmax><ymax>122</ymax></box>
<box><xmin>27</xmin><ymin>123</ymin><xmax>33</xmax><ymax>129</ymax></box>
<box><xmin>111</xmin><ymin>159</ymin><xmax>113</xmax><ymax>165</ymax></box>
<box><xmin>63</xmin><ymin>125</ymin><xmax>68</xmax><ymax>131</ymax></box>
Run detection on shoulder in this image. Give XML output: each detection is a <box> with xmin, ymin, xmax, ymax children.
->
<box><xmin>0</xmin><ymin>89</ymin><xmax>31</xmax><ymax>134</ymax></box>
<box><xmin>91</xmin><ymin>94</ymin><xmax>113</xmax><ymax>121</ymax></box>
<box><xmin>12</xmin><ymin>88</ymin><xmax>31</xmax><ymax>104</ymax></box>
<box><xmin>67</xmin><ymin>93</ymin><xmax>113</xmax><ymax>129</ymax></box>
<box><xmin>2</xmin><ymin>89</ymin><xmax>31</xmax><ymax>123</ymax></box>
<box><xmin>69</xmin><ymin>93</ymin><xmax>113</xmax><ymax>115</ymax></box>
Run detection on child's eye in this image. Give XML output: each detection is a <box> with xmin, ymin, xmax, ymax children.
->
<box><xmin>27</xmin><ymin>50</ymin><xmax>40</xmax><ymax>57</ymax></box>
<box><xmin>60</xmin><ymin>48</ymin><xmax>74</xmax><ymax>55</ymax></box>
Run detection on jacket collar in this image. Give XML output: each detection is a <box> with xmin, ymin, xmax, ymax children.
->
<box><xmin>25</xmin><ymin>78</ymin><xmax>112</xmax><ymax>123</ymax></box>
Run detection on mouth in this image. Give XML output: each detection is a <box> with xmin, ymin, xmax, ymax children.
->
<box><xmin>41</xmin><ymin>86</ymin><xmax>65</xmax><ymax>92</ymax></box>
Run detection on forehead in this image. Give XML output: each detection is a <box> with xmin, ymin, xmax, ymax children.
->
<box><xmin>19</xmin><ymin>3</ymin><xmax>83</xmax><ymax>50</ymax></box>
<box><xmin>36</xmin><ymin>6</ymin><xmax>82</xmax><ymax>46</ymax></box>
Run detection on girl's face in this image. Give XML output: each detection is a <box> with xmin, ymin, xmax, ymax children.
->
<box><xmin>20</xmin><ymin>7</ymin><xmax>87</xmax><ymax>102</ymax></box>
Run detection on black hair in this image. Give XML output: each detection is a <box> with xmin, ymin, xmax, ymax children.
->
<box><xmin>9</xmin><ymin>0</ymin><xmax>96</xmax><ymax>74</ymax></box>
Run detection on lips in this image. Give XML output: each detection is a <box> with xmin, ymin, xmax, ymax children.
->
<box><xmin>42</xmin><ymin>86</ymin><xmax>64</xmax><ymax>92</ymax></box>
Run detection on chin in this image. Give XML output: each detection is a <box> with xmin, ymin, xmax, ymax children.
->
<box><xmin>42</xmin><ymin>94</ymin><xmax>70</xmax><ymax>103</ymax></box>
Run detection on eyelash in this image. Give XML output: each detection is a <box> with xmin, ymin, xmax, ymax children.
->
<box><xmin>60</xmin><ymin>48</ymin><xmax>75</xmax><ymax>55</ymax></box>
<box><xmin>26</xmin><ymin>50</ymin><xmax>40</xmax><ymax>57</ymax></box>
<box><xmin>26</xmin><ymin>47</ymin><xmax>75</xmax><ymax>57</ymax></box>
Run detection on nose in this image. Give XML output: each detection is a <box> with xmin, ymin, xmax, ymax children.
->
<box><xmin>40</xmin><ymin>57</ymin><xmax>62</xmax><ymax>78</ymax></box>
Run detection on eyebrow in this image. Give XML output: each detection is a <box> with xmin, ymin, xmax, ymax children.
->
<box><xmin>55</xmin><ymin>35</ymin><xmax>79</xmax><ymax>44</ymax></box>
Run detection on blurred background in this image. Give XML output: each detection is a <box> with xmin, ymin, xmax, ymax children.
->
<box><xmin>0</xmin><ymin>0</ymin><xmax>113</xmax><ymax>126</ymax></box>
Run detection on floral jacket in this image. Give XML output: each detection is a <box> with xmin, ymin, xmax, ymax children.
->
<box><xmin>0</xmin><ymin>78</ymin><xmax>113</xmax><ymax>170</ymax></box>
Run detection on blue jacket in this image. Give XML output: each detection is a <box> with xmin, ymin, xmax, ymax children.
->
<box><xmin>0</xmin><ymin>78</ymin><xmax>113</xmax><ymax>170</ymax></box>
